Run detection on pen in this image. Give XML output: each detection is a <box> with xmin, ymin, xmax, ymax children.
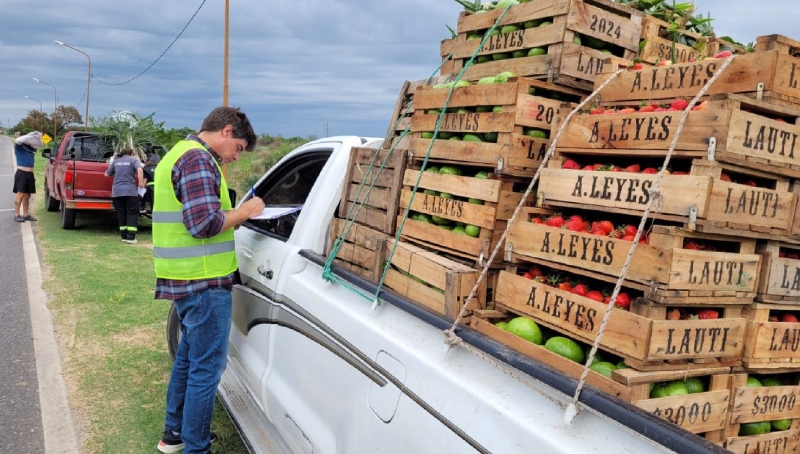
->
<box><xmin>251</xmin><ymin>187</ymin><xmax>256</xmax><ymax>199</ymax></box>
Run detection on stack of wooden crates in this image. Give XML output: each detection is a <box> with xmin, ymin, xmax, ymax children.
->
<box><xmin>328</xmin><ymin>0</ymin><xmax>800</xmax><ymax>449</ymax></box>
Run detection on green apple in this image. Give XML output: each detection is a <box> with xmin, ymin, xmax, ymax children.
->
<box><xmin>463</xmin><ymin>134</ymin><xmax>484</xmax><ymax>142</ymax></box>
<box><xmin>495</xmin><ymin>71</ymin><xmax>516</xmax><ymax>83</ymax></box>
<box><xmin>465</xmin><ymin>225</ymin><xmax>481</xmax><ymax>237</ymax></box>
<box><xmin>527</xmin><ymin>47</ymin><xmax>546</xmax><ymax>56</ymax></box>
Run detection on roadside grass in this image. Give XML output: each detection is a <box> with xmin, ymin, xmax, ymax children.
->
<box><xmin>33</xmin><ymin>158</ymin><xmax>247</xmax><ymax>452</ymax></box>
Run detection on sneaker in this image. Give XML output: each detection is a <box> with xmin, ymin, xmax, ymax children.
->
<box><xmin>23</xmin><ymin>215</ymin><xmax>37</xmax><ymax>221</ymax></box>
<box><xmin>157</xmin><ymin>430</ymin><xmax>216</xmax><ymax>453</ymax></box>
<box><xmin>14</xmin><ymin>216</ymin><xmax>24</xmax><ymax>222</ymax></box>
<box><xmin>123</xmin><ymin>239</ymin><xmax>138</xmax><ymax>244</ymax></box>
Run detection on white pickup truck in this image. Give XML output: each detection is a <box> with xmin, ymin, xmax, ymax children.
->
<box><xmin>167</xmin><ymin>136</ymin><xmax>728</xmax><ymax>453</ymax></box>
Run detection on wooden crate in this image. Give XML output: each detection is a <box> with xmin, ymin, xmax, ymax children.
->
<box><xmin>441</xmin><ymin>38</ymin><xmax>456</xmax><ymax>76</ymax></box>
<box><xmin>448</xmin><ymin>0</ymin><xmax>642</xmax><ymax>90</ymax></box>
<box><xmin>507</xmin><ymin>212</ymin><xmax>761</xmax><ymax>305</ymax></box>
<box><xmin>741</xmin><ymin>303</ymin><xmax>800</xmax><ymax>372</ymax></box>
<box><xmin>410</xmin><ymin>77</ymin><xmax>584</xmax><ymax>176</ymax></box>
<box><xmin>593</xmin><ymin>49</ymin><xmax>800</xmax><ymax>109</ymax></box>
<box><xmin>558</xmin><ymin>93</ymin><xmax>800</xmax><ymax>178</ymax></box>
<box><xmin>326</xmin><ymin>218</ymin><xmax>388</xmax><ymax>283</ymax></box>
<box><xmin>338</xmin><ymin>146</ymin><xmax>406</xmax><ymax>235</ymax></box>
<box><xmin>494</xmin><ymin>270</ymin><xmax>746</xmax><ymax>370</ymax></box>
<box><xmin>538</xmin><ymin>158</ymin><xmax>799</xmax><ymax>238</ymax></box>
<box><xmin>382</xmin><ymin>239</ymin><xmax>484</xmax><ymax>320</ymax></box>
<box><xmin>384</xmin><ymin>76</ymin><xmax>451</xmax><ymax>150</ymax></box>
<box><xmin>756</xmin><ymin>242</ymin><xmax>800</xmax><ymax>303</ymax></box>
<box><xmin>721</xmin><ymin>373</ymin><xmax>800</xmax><ymax>453</ymax></box>
<box><xmin>470</xmin><ymin>315</ymin><xmax>732</xmax><ymax>437</ymax></box>
<box><xmin>639</xmin><ymin>15</ymin><xmax>710</xmax><ymax>65</ymax></box>
<box><xmin>398</xmin><ymin>168</ymin><xmax>533</xmax><ymax>265</ymax></box>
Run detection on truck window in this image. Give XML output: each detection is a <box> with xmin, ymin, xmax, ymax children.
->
<box><xmin>72</xmin><ymin>135</ymin><xmax>115</xmax><ymax>162</ymax></box>
<box><xmin>244</xmin><ymin>151</ymin><xmax>331</xmax><ymax>240</ymax></box>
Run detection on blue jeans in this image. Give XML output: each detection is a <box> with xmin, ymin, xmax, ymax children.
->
<box><xmin>165</xmin><ymin>287</ymin><xmax>232</xmax><ymax>453</ymax></box>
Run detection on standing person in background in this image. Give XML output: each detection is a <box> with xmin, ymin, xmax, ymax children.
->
<box><xmin>153</xmin><ymin>107</ymin><xmax>264</xmax><ymax>454</ymax></box>
<box><xmin>12</xmin><ymin>131</ymin><xmax>44</xmax><ymax>222</ymax></box>
<box><xmin>105</xmin><ymin>148</ymin><xmax>145</xmax><ymax>243</ymax></box>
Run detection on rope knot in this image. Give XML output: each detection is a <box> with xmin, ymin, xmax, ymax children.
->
<box><xmin>443</xmin><ymin>329</ymin><xmax>463</xmax><ymax>348</ymax></box>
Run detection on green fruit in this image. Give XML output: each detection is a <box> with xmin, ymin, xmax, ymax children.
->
<box><xmin>440</xmin><ymin>224</ymin><xmax>454</xmax><ymax>231</ymax></box>
<box><xmin>423</xmin><ymin>166</ymin><xmax>439</xmax><ymax>173</ymax></box>
<box><xmin>538</xmin><ymin>21</ymin><xmax>552</xmax><ymax>27</ymax></box>
<box><xmin>433</xmin><ymin>83</ymin><xmax>448</xmax><ymax>89</ymax></box>
<box><xmin>484</xmin><ymin>132</ymin><xmax>498</xmax><ymax>142</ymax></box>
<box><xmin>421</xmin><ymin>132</ymin><xmax>435</xmax><ymax>139</ymax></box>
<box><xmin>772</xmin><ymin>419</ymin><xmax>793</xmax><ymax>431</ymax></box>
<box><xmin>452</xmin><ymin>226</ymin><xmax>467</xmax><ymax>235</ymax></box>
<box><xmin>747</xmin><ymin>376</ymin><xmax>763</xmax><ymax>387</ymax></box>
<box><xmin>495</xmin><ymin>321</ymin><xmax>509</xmax><ymax>330</ymax></box>
<box><xmin>468</xmin><ymin>198</ymin><xmax>484</xmax><ymax>205</ymax></box>
<box><xmin>761</xmin><ymin>377</ymin><xmax>783</xmax><ymax>387</ymax></box>
<box><xmin>465</xmin><ymin>225</ymin><xmax>481</xmax><ymax>238</ymax></box>
<box><xmin>423</xmin><ymin>189</ymin><xmax>438</xmax><ymax>196</ymax></box>
<box><xmin>544</xmin><ymin>336</ymin><xmax>585</xmax><ymax>363</ymax></box>
<box><xmin>495</xmin><ymin>71</ymin><xmax>516</xmax><ymax>83</ymax></box>
<box><xmin>439</xmin><ymin>166</ymin><xmax>462</xmax><ymax>176</ymax></box>
<box><xmin>477</xmin><ymin>76</ymin><xmax>497</xmax><ymax>85</ymax></box>
<box><xmin>528</xmin><ymin>87</ymin><xmax>536</xmax><ymax>95</ymax></box>
<box><xmin>467</xmin><ymin>33</ymin><xmax>482</xmax><ymax>40</ymax></box>
<box><xmin>476</xmin><ymin>106</ymin><xmax>492</xmax><ymax>113</ymax></box>
<box><xmin>477</xmin><ymin>55</ymin><xmax>492</xmax><ymax>63</ymax></box>
<box><xmin>664</xmin><ymin>381</ymin><xmax>689</xmax><ymax>397</ymax></box>
<box><xmin>438</xmin><ymin>131</ymin><xmax>453</xmax><ymax>139</ymax></box>
<box><xmin>573</xmin><ymin>35</ymin><xmax>582</xmax><ymax>45</ymax></box>
<box><xmin>506</xmin><ymin>316</ymin><xmax>543</xmax><ymax>344</ymax></box>
<box><xmin>415</xmin><ymin>213</ymin><xmax>433</xmax><ymax>224</ymax></box>
<box><xmin>527</xmin><ymin>47</ymin><xmax>547</xmax><ymax>56</ymax></box>
<box><xmin>432</xmin><ymin>215</ymin><xmax>452</xmax><ymax>226</ymax></box>
<box><xmin>616</xmin><ymin>360</ymin><xmax>630</xmax><ymax>369</ymax></box>
<box><xmin>584</xmin><ymin>36</ymin><xmax>606</xmax><ymax>49</ymax></box>
<box><xmin>525</xmin><ymin>129</ymin><xmax>548</xmax><ymax>139</ymax></box>
<box><xmin>589</xmin><ymin>361</ymin><xmax>617</xmax><ymax>378</ymax></box>
<box><xmin>523</xmin><ymin>20</ymin><xmax>541</xmax><ymax>29</ymax></box>
<box><xmin>455</xmin><ymin>108</ymin><xmax>471</xmax><ymax>115</ymax></box>
<box><xmin>463</xmin><ymin>134</ymin><xmax>484</xmax><ymax>142</ymax></box>
<box><xmin>492</xmin><ymin>53</ymin><xmax>511</xmax><ymax>61</ymax></box>
<box><xmin>512</xmin><ymin>50</ymin><xmax>526</xmax><ymax>58</ymax></box>
<box><xmin>650</xmin><ymin>383</ymin><xmax>668</xmax><ymax>399</ymax></box>
<box><xmin>600</xmin><ymin>49</ymin><xmax>613</xmax><ymax>55</ymax></box>
<box><xmin>501</xmin><ymin>25</ymin><xmax>521</xmax><ymax>34</ymax></box>
<box><xmin>492</xmin><ymin>106</ymin><xmax>503</xmax><ymax>113</ymax></box>
<box><xmin>440</xmin><ymin>192</ymin><xmax>454</xmax><ymax>199</ymax></box>
<box><xmin>474</xmin><ymin>171</ymin><xmax>490</xmax><ymax>179</ymax></box>
<box><xmin>495</xmin><ymin>0</ymin><xmax>519</xmax><ymax>9</ymax></box>
<box><xmin>739</xmin><ymin>421</ymin><xmax>772</xmax><ymax>436</ymax></box>
<box><xmin>427</xmin><ymin>109</ymin><xmax>441</xmax><ymax>115</ymax></box>
<box><xmin>448</xmin><ymin>135</ymin><xmax>462</xmax><ymax>141</ymax></box>
<box><xmin>683</xmin><ymin>377</ymin><xmax>706</xmax><ymax>394</ymax></box>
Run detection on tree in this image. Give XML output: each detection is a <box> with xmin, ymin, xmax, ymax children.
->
<box><xmin>55</xmin><ymin>105</ymin><xmax>82</xmax><ymax>135</ymax></box>
<box><xmin>13</xmin><ymin>105</ymin><xmax>82</xmax><ymax>138</ymax></box>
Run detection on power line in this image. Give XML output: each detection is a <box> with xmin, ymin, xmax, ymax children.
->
<box><xmin>93</xmin><ymin>0</ymin><xmax>207</xmax><ymax>86</ymax></box>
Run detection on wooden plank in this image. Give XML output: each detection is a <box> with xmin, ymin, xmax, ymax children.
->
<box><xmin>633</xmin><ymin>389</ymin><xmax>731</xmax><ymax>433</ymax></box>
<box><xmin>566</xmin><ymin>0</ymin><xmax>642</xmax><ymax>51</ymax></box>
<box><xmin>725</xmin><ymin>429</ymin><xmax>800</xmax><ymax>454</ymax></box>
<box><xmin>730</xmin><ymin>385</ymin><xmax>800</xmax><ymax>423</ymax></box>
<box><xmin>639</xmin><ymin>15</ymin><xmax>709</xmax><ymax>65</ymax></box>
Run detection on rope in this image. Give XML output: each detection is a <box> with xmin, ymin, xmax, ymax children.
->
<box><xmin>372</xmin><ymin>6</ymin><xmax>513</xmax><ymax>309</ymax></box>
<box><xmin>444</xmin><ymin>67</ymin><xmax>628</xmax><ymax>348</ymax></box>
<box><xmin>564</xmin><ymin>54</ymin><xmax>737</xmax><ymax>424</ymax></box>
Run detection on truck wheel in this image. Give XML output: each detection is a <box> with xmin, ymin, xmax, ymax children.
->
<box><xmin>167</xmin><ymin>302</ymin><xmax>181</xmax><ymax>362</ymax></box>
<box><xmin>44</xmin><ymin>186</ymin><xmax>60</xmax><ymax>212</ymax></box>
<box><xmin>60</xmin><ymin>202</ymin><xmax>76</xmax><ymax>229</ymax></box>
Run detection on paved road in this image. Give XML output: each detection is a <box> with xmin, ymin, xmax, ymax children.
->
<box><xmin>0</xmin><ymin>135</ymin><xmax>78</xmax><ymax>453</ymax></box>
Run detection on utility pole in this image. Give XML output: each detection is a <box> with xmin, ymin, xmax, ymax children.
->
<box><xmin>324</xmin><ymin>122</ymin><xmax>330</xmax><ymax>137</ymax></box>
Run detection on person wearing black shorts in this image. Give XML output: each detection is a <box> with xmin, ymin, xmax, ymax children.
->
<box><xmin>13</xmin><ymin>131</ymin><xmax>43</xmax><ymax>222</ymax></box>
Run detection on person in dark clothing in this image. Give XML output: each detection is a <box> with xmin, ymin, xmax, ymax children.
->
<box><xmin>13</xmin><ymin>131</ymin><xmax>44</xmax><ymax>222</ymax></box>
<box><xmin>105</xmin><ymin>148</ymin><xmax>145</xmax><ymax>243</ymax></box>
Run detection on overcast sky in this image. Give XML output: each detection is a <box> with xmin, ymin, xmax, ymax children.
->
<box><xmin>1</xmin><ymin>0</ymin><xmax>798</xmax><ymax>139</ymax></box>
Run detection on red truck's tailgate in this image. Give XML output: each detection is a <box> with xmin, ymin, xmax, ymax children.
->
<box><xmin>71</xmin><ymin>161</ymin><xmax>112</xmax><ymax>199</ymax></box>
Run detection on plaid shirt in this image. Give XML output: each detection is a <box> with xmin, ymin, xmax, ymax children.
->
<box><xmin>155</xmin><ymin>135</ymin><xmax>233</xmax><ymax>300</ymax></box>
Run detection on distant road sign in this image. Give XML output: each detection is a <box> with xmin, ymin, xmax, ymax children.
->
<box><xmin>42</xmin><ymin>134</ymin><xmax>52</xmax><ymax>145</ymax></box>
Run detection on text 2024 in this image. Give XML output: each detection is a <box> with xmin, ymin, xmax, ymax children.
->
<box><xmin>590</xmin><ymin>15</ymin><xmax>621</xmax><ymax>40</ymax></box>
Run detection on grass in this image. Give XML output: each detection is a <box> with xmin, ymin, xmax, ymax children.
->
<box><xmin>28</xmin><ymin>142</ymin><xmax>308</xmax><ymax>452</ymax></box>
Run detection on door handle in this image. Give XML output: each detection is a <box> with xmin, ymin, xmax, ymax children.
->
<box><xmin>257</xmin><ymin>264</ymin><xmax>273</xmax><ymax>280</ymax></box>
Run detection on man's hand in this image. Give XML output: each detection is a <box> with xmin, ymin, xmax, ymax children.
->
<box><xmin>241</xmin><ymin>196</ymin><xmax>265</xmax><ymax>219</ymax></box>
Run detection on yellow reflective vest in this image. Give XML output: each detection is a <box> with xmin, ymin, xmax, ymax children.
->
<box><xmin>152</xmin><ymin>140</ymin><xmax>236</xmax><ymax>280</ymax></box>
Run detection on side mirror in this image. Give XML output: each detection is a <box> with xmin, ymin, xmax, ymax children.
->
<box><xmin>41</xmin><ymin>148</ymin><xmax>52</xmax><ymax>158</ymax></box>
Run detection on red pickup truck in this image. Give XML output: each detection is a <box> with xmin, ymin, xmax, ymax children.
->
<box><xmin>42</xmin><ymin>131</ymin><xmax>118</xmax><ymax>229</ymax></box>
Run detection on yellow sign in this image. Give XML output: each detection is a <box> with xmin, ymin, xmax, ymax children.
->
<box><xmin>42</xmin><ymin>133</ymin><xmax>52</xmax><ymax>145</ymax></box>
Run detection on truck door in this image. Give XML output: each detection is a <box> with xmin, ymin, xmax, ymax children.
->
<box><xmin>231</xmin><ymin>148</ymin><xmax>333</xmax><ymax>401</ymax></box>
